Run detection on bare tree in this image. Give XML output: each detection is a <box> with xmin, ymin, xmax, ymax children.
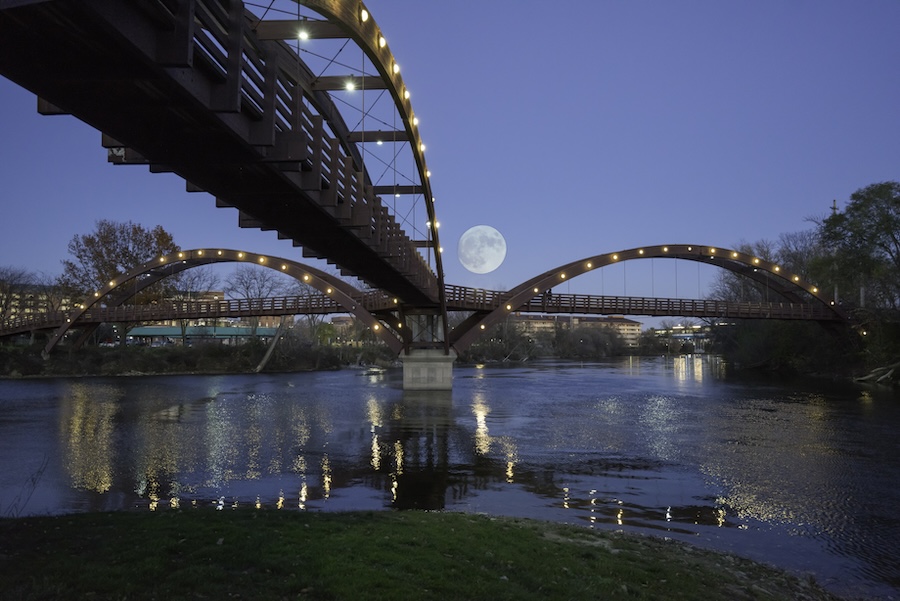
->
<box><xmin>776</xmin><ymin>229</ymin><xmax>823</xmax><ymax>281</ymax></box>
<box><xmin>33</xmin><ymin>272</ymin><xmax>68</xmax><ymax>314</ymax></box>
<box><xmin>224</xmin><ymin>265</ymin><xmax>290</xmax><ymax>338</ymax></box>
<box><xmin>169</xmin><ymin>266</ymin><xmax>220</xmax><ymax>344</ymax></box>
<box><xmin>708</xmin><ymin>239</ymin><xmax>779</xmax><ymax>303</ymax></box>
<box><xmin>286</xmin><ymin>270</ymin><xmax>338</xmax><ymax>346</ymax></box>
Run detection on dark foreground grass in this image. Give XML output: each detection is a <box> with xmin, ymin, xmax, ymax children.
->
<box><xmin>0</xmin><ymin>510</ymin><xmax>842</xmax><ymax>601</ymax></box>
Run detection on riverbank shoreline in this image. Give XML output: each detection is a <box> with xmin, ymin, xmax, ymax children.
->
<box><xmin>0</xmin><ymin>510</ymin><xmax>848</xmax><ymax>601</ymax></box>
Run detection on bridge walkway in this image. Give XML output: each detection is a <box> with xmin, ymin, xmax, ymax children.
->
<box><xmin>1</xmin><ymin>287</ymin><xmax>843</xmax><ymax>341</ymax></box>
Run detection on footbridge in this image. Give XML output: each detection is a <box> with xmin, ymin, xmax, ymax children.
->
<box><xmin>447</xmin><ymin>243</ymin><xmax>847</xmax><ymax>350</ymax></box>
<box><xmin>0</xmin><ymin>2</ymin><xmax>848</xmax><ymax>387</ymax></box>
<box><xmin>2</xmin><ymin>290</ymin><xmax>839</xmax><ymax>347</ymax></box>
<box><xmin>1</xmin><ymin>246</ymin><xmax>846</xmax><ymax>376</ymax></box>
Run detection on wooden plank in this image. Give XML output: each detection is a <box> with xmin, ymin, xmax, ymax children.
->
<box><xmin>347</xmin><ymin>130</ymin><xmax>409</xmax><ymax>143</ymax></box>
<box><xmin>252</xmin><ymin>19</ymin><xmax>347</xmax><ymax>41</ymax></box>
<box><xmin>311</xmin><ymin>75</ymin><xmax>388</xmax><ymax>91</ymax></box>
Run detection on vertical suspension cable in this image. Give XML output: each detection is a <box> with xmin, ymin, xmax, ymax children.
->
<box><xmin>392</xmin><ymin>101</ymin><xmax>396</xmax><ymax>216</ymax></box>
<box><xmin>675</xmin><ymin>260</ymin><xmax>678</xmax><ymax>298</ymax></box>
<box><xmin>359</xmin><ymin>46</ymin><xmax>360</xmax><ymax>175</ymax></box>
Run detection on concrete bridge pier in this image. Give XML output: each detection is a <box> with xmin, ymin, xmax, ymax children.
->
<box><xmin>400</xmin><ymin>349</ymin><xmax>457</xmax><ymax>390</ymax></box>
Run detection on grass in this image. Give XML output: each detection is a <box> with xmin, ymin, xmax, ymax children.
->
<box><xmin>0</xmin><ymin>510</ymin><xmax>844</xmax><ymax>601</ymax></box>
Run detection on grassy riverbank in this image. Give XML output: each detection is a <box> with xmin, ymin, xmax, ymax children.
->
<box><xmin>0</xmin><ymin>510</ymin><xmax>843</xmax><ymax>601</ymax></box>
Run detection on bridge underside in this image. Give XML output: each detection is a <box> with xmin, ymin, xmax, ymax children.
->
<box><xmin>0</xmin><ymin>0</ymin><xmax>439</xmax><ymax>308</ymax></box>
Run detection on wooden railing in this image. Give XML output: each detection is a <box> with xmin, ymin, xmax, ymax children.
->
<box><xmin>444</xmin><ymin>285</ymin><xmax>839</xmax><ymax>321</ymax></box>
<box><xmin>0</xmin><ymin>285</ymin><xmax>842</xmax><ymax>339</ymax></box>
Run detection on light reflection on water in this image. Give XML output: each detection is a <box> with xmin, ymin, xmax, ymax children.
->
<box><xmin>1</xmin><ymin>357</ymin><xmax>899</xmax><ymax>599</ymax></box>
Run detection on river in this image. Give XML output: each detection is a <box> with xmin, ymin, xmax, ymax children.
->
<box><xmin>0</xmin><ymin>356</ymin><xmax>897</xmax><ymax>599</ymax></box>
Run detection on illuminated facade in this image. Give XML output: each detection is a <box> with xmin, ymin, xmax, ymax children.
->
<box><xmin>509</xmin><ymin>314</ymin><xmax>642</xmax><ymax>348</ymax></box>
<box><xmin>2</xmin><ymin>284</ymin><xmax>73</xmax><ymax>321</ymax></box>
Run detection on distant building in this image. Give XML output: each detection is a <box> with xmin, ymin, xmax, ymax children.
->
<box><xmin>3</xmin><ymin>284</ymin><xmax>72</xmax><ymax>321</ymax></box>
<box><xmin>330</xmin><ymin>315</ymin><xmax>354</xmax><ymax>334</ymax></box>
<box><xmin>509</xmin><ymin>314</ymin><xmax>642</xmax><ymax>347</ymax></box>
<box><xmin>126</xmin><ymin>325</ymin><xmax>279</xmax><ymax>346</ymax></box>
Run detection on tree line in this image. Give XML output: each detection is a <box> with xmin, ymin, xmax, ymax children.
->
<box><xmin>703</xmin><ymin>181</ymin><xmax>900</xmax><ymax>375</ymax></box>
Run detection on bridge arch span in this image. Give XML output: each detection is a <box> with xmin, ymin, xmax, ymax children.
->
<box><xmin>449</xmin><ymin>244</ymin><xmax>845</xmax><ymax>352</ymax></box>
<box><xmin>43</xmin><ymin>248</ymin><xmax>404</xmax><ymax>356</ymax></box>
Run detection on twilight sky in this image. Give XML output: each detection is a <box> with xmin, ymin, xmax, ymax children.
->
<box><xmin>1</xmin><ymin>1</ymin><xmax>898</xmax><ymax>322</ymax></box>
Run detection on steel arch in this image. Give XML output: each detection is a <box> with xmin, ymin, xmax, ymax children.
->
<box><xmin>256</xmin><ymin>0</ymin><xmax>449</xmax><ymax>344</ymax></box>
<box><xmin>449</xmin><ymin>244</ymin><xmax>846</xmax><ymax>352</ymax></box>
<box><xmin>43</xmin><ymin>248</ymin><xmax>404</xmax><ymax>356</ymax></box>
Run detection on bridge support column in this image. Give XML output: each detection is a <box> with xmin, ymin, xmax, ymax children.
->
<box><xmin>400</xmin><ymin>349</ymin><xmax>456</xmax><ymax>390</ymax></box>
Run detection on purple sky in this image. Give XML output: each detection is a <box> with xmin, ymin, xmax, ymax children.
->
<box><xmin>2</xmin><ymin>1</ymin><xmax>899</xmax><ymax>326</ymax></box>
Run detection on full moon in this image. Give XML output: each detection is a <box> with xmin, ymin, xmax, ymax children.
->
<box><xmin>458</xmin><ymin>225</ymin><xmax>507</xmax><ymax>274</ymax></box>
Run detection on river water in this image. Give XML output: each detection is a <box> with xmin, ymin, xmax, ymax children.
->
<box><xmin>0</xmin><ymin>356</ymin><xmax>898</xmax><ymax>599</ymax></box>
